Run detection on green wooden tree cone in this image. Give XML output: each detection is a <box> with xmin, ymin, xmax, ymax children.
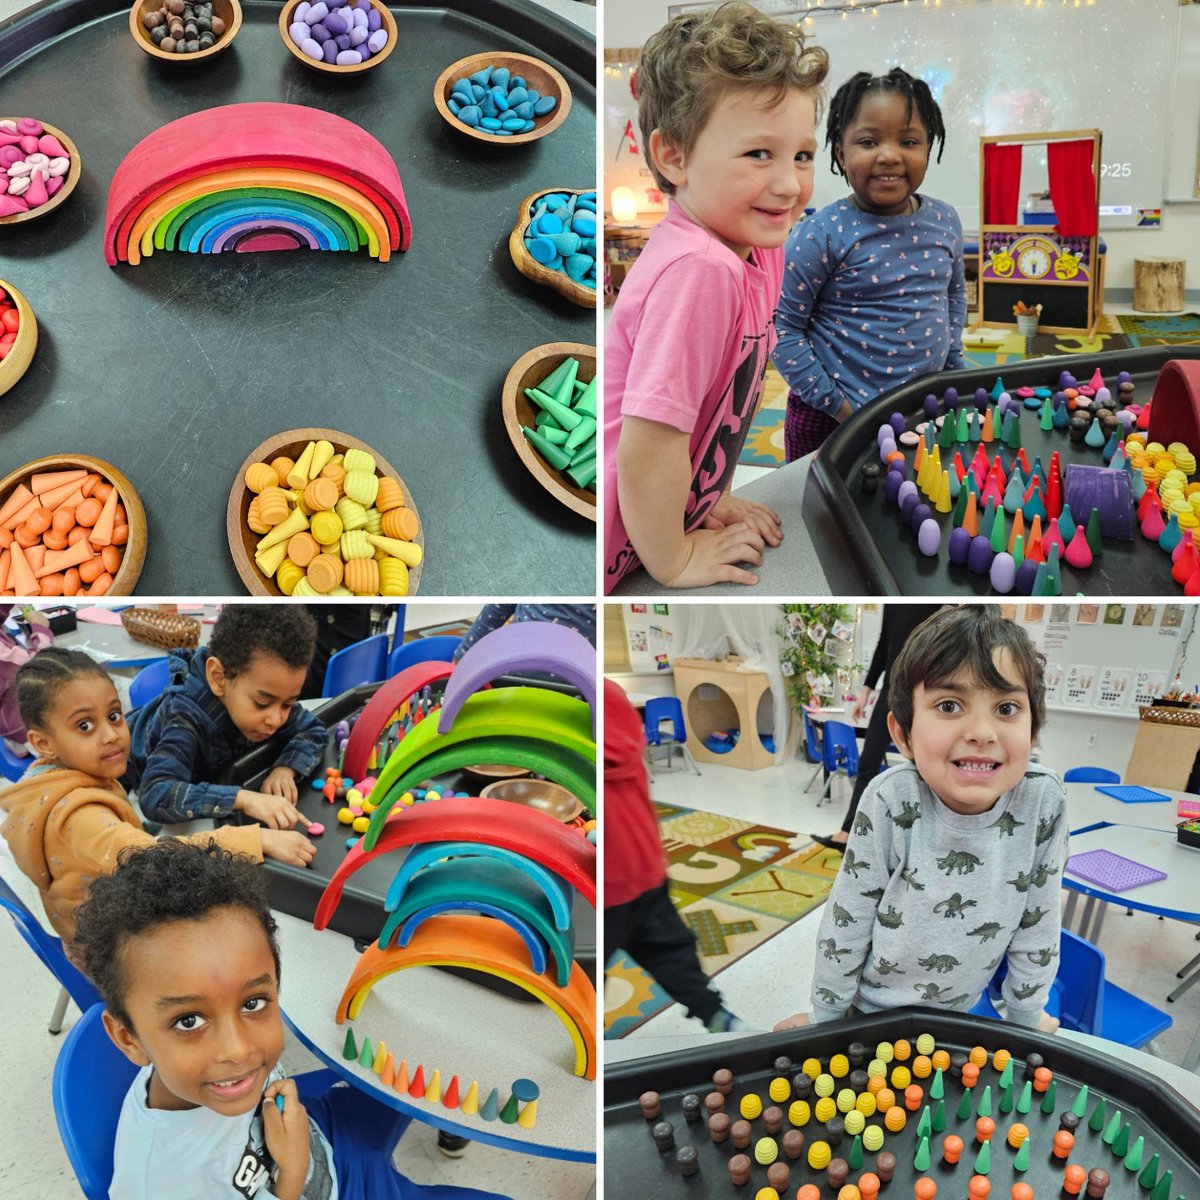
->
<box><xmin>500</xmin><ymin>1092</ymin><xmax>521</xmax><ymax>1124</ymax></box>
<box><xmin>999</xmin><ymin>1085</ymin><xmax>1015</xmax><ymax>1114</ymax></box>
<box><xmin>1086</xmin><ymin>506</ymin><xmax>1104</xmax><ymax>555</ymax></box>
<box><xmin>1102</xmin><ymin>1109</ymin><xmax>1124</xmax><ymax>1145</ymax></box>
<box><xmin>849</xmin><ymin>1135</ymin><xmax>864</xmax><ymax>1170</ymax></box>
<box><xmin>974</xmin><ymin>1139</ymin><xmax>991</xmax><ymax>1175</ymax></box>
<box><xmin>1041</xmin><ymin>1080</ymin><xmax>1057</xmax><ymax>1115</ymax></box>
<box><xmin>1071</xmin><ymin>1085</ymin><xmax>1090</xmax><ymax>1118</ymax></box>
<box><xmin>573</xmin><ymin>377</ymin><xmax>597</xmax><ymax>418</ymax></box>
<box><xmin>977</xmin><ymin>1085</ymin><xmax>993</xmax><ymax>1117</ymax></box>
<box><xmin>1089</xmin><ymin>1097</ymin><xmax>1108</xmax><ymax>1132</ymax></box>
<box><xmin>342</xmin><ymin>1028</ymin><xmax>358</xmax><ymax>1061</ymax></box>
<box><xmin>565</xmin><ymin>414</ymin><xmax>596</xmax><ymax>451</ymax></box>
<box><xmin>956</xmin><ymin>408</ymin><xmax>972</xmax><ymax>442</ymax></box>
<box><xmin>998</xmin><ymin>1061</ymin><xmax>1014</xmax><ymax>1090</ymax></box>
<box><xmin>1139</xmin><ymin>1154</ymin><xmax>1162</xmax><ymax>1190</ymax></box>
<box><xmin>540</xmin><ymin>424</ymin><xmax>569</xmax><ymax>444</ymax></box>
<box><xmin>525</xmin><ymin>386</ymin><xmax>581</xmax><ymax>431</ymax></box>
<box><xmin>939</xmin><ymin>414</ymin><xmax>956</xmax><ymax>449</ymax></box>
<box><xmin>1124</xmin><ymin>1135</ymin><xmax>1145</xmax><ymax>1172</ymax></box>
<box><xmin>932</xmin><ymin>1100</ymin><xmax>946</xmax><ymax>1134</ymax></box>
<box><xmin>1011</xmin><ymin>533</ymin><xmax>1025</xmax><ymax>567</ymax></box>
<box><xmin>523</xmin><ymin>425</ymin><xmax>573</xmax><ymax>470</ymax></box>
<box><xmin>1150</xmin><ymin>1169</ymin><xmax>1174</xmax><ymax>1200</ymax></box>
<box><xmin>952</xmin><ymin>484</ymin><xmax>970</xmax><ymax>527</ymax></box>
<box><xmin>1016</xmin><ymin>1081</ymin><xmax>1033</xmax><ymax>1114</ymax></box>
<box><xmin>914</xmin><ymin>1135</ymin><xmax>931</xmax><ymax>1172</ymax></box>
<box><xmin>990</xmin><ymin>508</ymin><xmax>1008</xmax><ymax>553</ymax></box>
<box><xmin>1006</xmin><ymin>413</ymin><xmax>1022</xmax><ymax>451</ymax></box>
<box><xmin>538</xmin><ymin>356</ymin><xmax>577</xmax><ymax>399</ymax></box>
<box><xmin>548</xmin><ymin>358</ymin><xmax>579</xmax><ymax>410</ymax></box>
<box><xmin>930</xmin><ymin>1069</ymin><xmax>945</xmax><ymax>1101</ymax></box>
<box><xmin>957</xmin><ymin>1087</ymin><xmax>973</xmax><ymax>1121</ymax></box>
<box><xmin>917</xmin><ymin>1107</ymin><xmax>932</xmax><ymax>1139</ymax></box>
<box><xmin>1040</xmin><ymin>397</ymin><xmax>1055</xmax><ymax>430</ymax></box>
<box><xmin>1112</xmin><ymin>1123</ymin><xmax>1131</xmax><ymax>1158</ymax></box>
<box><xmin>1013</xmin><ymin>1138</ymin><xmax>1031</xmax><ymax>1172</ymax></box>
<box><xmin>358</xmin><ymin>1036</ymin><xmax>374</xmax><ymax>1069</ymax></box>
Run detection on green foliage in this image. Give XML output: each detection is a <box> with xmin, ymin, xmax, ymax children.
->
<box><xmin>777</xmin><ymin>603</ymin><xmax>855</xmax><ymax>710</ymax></box>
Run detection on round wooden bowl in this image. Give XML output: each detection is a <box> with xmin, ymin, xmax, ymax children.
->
<box><xmin>501</xmin><ymin>341</ymin><xmax>596</xmax><ymax>521</ymax></box>
<box><xmin>278</xmin><ymin>0</ymin><xmax>397</xmax><ymax>75</ymax></box>
<box><xmin>226</xmin><ymin>427</ymin><xmax>423</xmax><ymax>596</ymax></box>
<box><xmin>0</xmin><ymin>278</ymin><xmax>38</xmax><ymax>398</ymax></box>
<box><xmin>0</xmin><ymin>454</ymin><xmax>147</xmax><ymax>596</ymax></box>
<box><xmin>129</xmin><ymin>0</ymin><xmax>242</xmax><ymax>62</ymax></box>
<box><xmin>509</xmin><ymin>187</ymin><xmax>597</xmax><ymax>308</ymax></box>
<box><xmin>434</xmin><ymin>51</ymin><xmax>571</xmax><ymax>146</ymax></box>
<box><xmin>0</xmin><ymin>120</ymin><xmax>82</xmax><ymax>226</ymax></box>
<box><xmin>480</xmin><ymin>777</ymin><xmax>584</xmax><ymax>822</ymax></box>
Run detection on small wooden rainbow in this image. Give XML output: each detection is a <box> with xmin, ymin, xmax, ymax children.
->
<box><xmin>104</xmin><ymin>102</ymin><xmax>411</xmax><ymax>265</ymax></box>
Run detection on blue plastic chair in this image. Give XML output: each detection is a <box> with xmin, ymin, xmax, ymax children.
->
<box><xmin>643</xmin><ymin>696</ymin><xmax>699</xmax><ymax>774</ymax></box>
<box><xmin>0</xmin><ymin>738</ymin><xmax>31</xmax><ymax>781</ymax></box>
<box><xmin>387</xmin><ymin>634</ymin><xmax>462</xmax><ymax>677</ymax></box>
<box><xmin>818</xmin><ymin>720</ymin><xmax>859</xmax><ymax>807</ymax></box>
<box><xmin>128</xmin><ymin>658</ymin><xmax>171</xmax><ymax>710</ymax></box>
<box><xmin>1062</xmin><ymin>766</ymin><xmax>1121</xmax><ymax>784</ymax></box>
<box><xmin>0</xmin><ymin>870</ymin><xmax>100</xmax><ymax>1034</ymax></box>
<box><xmin>52</xmin><ymin>1005</ymin><xmax>346</xmax><ymax>1200</ymax></box>
<box><xmin>322</xmin><ymin>633</ymin><xmax>390</xmax><ymax>697</ymax></box>
<box><xmin>801</xmin><ymin>711</ymin><xmax>824</xmax><ymax>793</ymax></box>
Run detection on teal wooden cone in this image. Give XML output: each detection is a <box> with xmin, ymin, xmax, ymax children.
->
<box><xmin>358</xmin><ymin>1036</ymin><xmax>374</xmax><ymax>1069</ymax></box>
<box><xmin>574</xmin><ymin>377</ymin><xmax>597</xmax><ymax>418</ymax></box>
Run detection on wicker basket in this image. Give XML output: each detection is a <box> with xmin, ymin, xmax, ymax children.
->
<box><xmin>120</xmin><ymin>608</ymin><xmax>201</xmax><ymax>651</ymax></box>
<box><xmin>1138</xmin><ymin>704</ymin><xmax>1200</xmax><ymax>729</ymax></box>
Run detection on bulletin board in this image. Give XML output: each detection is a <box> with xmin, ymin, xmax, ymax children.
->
<box><xmin>998</xmin><ymin>603</ymin><xmax>1194</xmax><ymax>717</ymax></box>
<box><xmin>619</xmin><ymin>603</ymin><xmax>679</xmax><ymax>673</ymax></box>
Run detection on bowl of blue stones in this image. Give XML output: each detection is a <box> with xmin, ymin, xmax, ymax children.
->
<box><xmin>279</xmin><ymin>0</ymin><xmax>396</xmax><ymax>73</ymax></box>
<box><xmin>434</xmin><ymin>51</ymin><xmax>571</xmax><ymax>145</ymax></box>
<box><xmin>508</xmin><ymin>187</ymin><xmax>597</xmax><ymax>308</ymax></box>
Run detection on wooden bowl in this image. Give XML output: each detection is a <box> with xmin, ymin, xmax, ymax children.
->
<box><xmin>129</xmin><ymin>0</ymin><xmax>243</xmax><ymax>63</ymax></box>
<box><xmin>501</xmin><ymin>342</ymin><xmax>596</xmax><ymax>521</ymax></box>
<box><xmin>0</xmin><ymin>454</ymin><xmax>147</xmax><ymax>596</ymax></box>
<box><xmin>434</xmin><ymin>51</ymin><xmax>571</xmax><ymax>146</ymax></box>
<box><xmin>226</xmin><ymin>427</ymin><xmax>423</xmax><ymax>596</ymax></box>
<box><xmin>461</xmin><ymin>763</ymin><xmax>533</xmax><ymax>782</ymax></box>
<box><xmin>480</xmin><ymin>777</ymin><xmax>584</xmax><ymax>822</ymax></box>
<box><xmin>0</xmin><ymin>278</ymin><xmax>38</xmax><ymax>398</ymax></box>
<box><xmin>278</xmin><ymin>0</ymin><xmax>397</xmax><ymax>75</ymax></box>
<box><xmin>0</xmin><ymin>120</ymin><xmax>82</xmax><ymax>226</ymax></box>
<box><xmin>509</xmin><ymin>187</ymin><xmax>597</xmax><ymax>308</ymax></box>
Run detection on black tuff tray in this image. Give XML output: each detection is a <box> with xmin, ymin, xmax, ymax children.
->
<box><xmin>0</xmin><ymin>0</ymin><xmax>595</xmax><ymax>595</ymax></box>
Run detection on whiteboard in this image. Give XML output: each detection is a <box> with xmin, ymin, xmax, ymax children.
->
<box><xmin>610</xmin><ymin>0</ymin><xmax>1183</xmax><ymax>230</ymax></box>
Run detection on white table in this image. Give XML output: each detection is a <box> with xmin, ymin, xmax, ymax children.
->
<box><xmin>56</xmin><ymin>609</ymin><xmax>213</xmax><ymax>670</ymax></box>
<box><xmin>1065</xmin><ymin>781</ymin><xmax>1188</xmax><ymax>835</ymax></box>
<box><xmin>274</xmin><ymin>913</ymin><xmax>595</xmax><ymax>1163</ymax></box>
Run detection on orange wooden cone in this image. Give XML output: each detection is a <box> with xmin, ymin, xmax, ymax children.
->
<box><xmin>443</xmin><ymin>1074</ymin><xmax>461</xmax><ymax>1109</ymax></box>
<box><xmin>25</xmin><ymin>544</ymin><xmax>46</xmax><ymax>574</ymax></box>
<box><xmin>2</xmin><ymin>493</ymin><xmax>40</xmax><ymax>532</ymax></box>
<box><xmin>981</xmin><ymin>411</ymin><xmax>994</xmax><ymax>443</ymax></box>
<box><xmin>1007</xmin><ymin>510</ymin><xmax>1025</xmax><ymax>555</ymax></box>
<box><xmin>0</xmin><ymin>549</ymin><xmax>10</xmax><ymax>592</ymax></box>
<box><xmin>962</xmin><ymin>492</ymin><xmax>979</xmax><ymax>538</ymax></box>
<box><xmin>8</xmin><ymin>542</ymin><xmax>38</xmax><ymax>596</ymax></box>
<box><xmin>409</xmin><ymin>1064</ymin><xmax>426</xmax><ymax>1099</ymax></box>
<box><xmin>36</xmin><ymin>538</ymin><xmax>94</xmax><ymax>578</ymax></box>
<box><xmin>39</xmin><ymin>479</ymin><xmax>87</xmax><ymax>511</ymax></box>
<box><xmin>0</xmin><ymin>484</ymin><xmax>33</xmax><ymax>527</ymax></box>
<box><xmin>88</xmin><ymin>485</ymin><xmax>120</xmax><ymax>547</ymax></box>
<box><xmin>394</xmin><ymin>1058</ymin><xmax>410</xmax><ymax>1094</ymax></box>
<box><xmin>1026</xmin><ymin>514</ymin><xmax>1044</xmax><ymax>563</ymax></box>
<box><xmin>30</xmin><ymin>469</ymin><xmax>87</xmax><ymax>495</ymax></box>
<box><xmin>381</xmin><ymin>1053</ymin><xmax>395</xmax><ymax>1089</ymax></box>
<box><xmin>52</xmin><ymin>489</ymin><xmax>85</xmax><ymax>513</ymax></box>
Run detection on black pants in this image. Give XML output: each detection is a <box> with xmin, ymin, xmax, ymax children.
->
<box><xmin>840</xmin><ymin>687</ymin><xmax>895</xmax><ymax>836</ymax></box>
<box><xmin>606</xmin><ymin>882</ymin><xmax>723</xmax><ymax>1024</ymax></box>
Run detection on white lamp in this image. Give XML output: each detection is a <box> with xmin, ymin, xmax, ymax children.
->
<box><xmin>610</xmin><ymin>186</ymin><xmax>638</xmax><ymax>224</ymax></box>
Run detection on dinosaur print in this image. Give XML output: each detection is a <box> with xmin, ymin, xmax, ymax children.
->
<box><xmin>1012</xmin><ymin>981</ymin><xmax>1042</xmax><ymax>1000</ymax></box>
<box><xmin>877</xmin><ymin>905</ymin><xmax>905</xmax><ymax>929</ymax></box>
<box><xmin>873</xmin><ymin>957</ymin><xmax>906</xmax><ymax>975</ymax></box>
<box><xmin>816</xmin><ymin>987</ymin><xmax>843</xmax><ymax>1006</ymax></box>
<box><xmin>918</xmin><ymin>953</ymin><xmax>960</xmax><ymax>974</ymax></box>
<box><xmin>1008</xmin><ymin>869</ymin><xmax>1035</xmax><ymax>893</ymax></box>
<box><xmin>968</xmin><ymin>922</ymin><xmax>1002</xmax><ymax>942</ymax></box>
<box><xmin>843</xmin><ymin>848</ymin><xmax>870</xmax><ymax>878</ymax></box>
<box><xmin>832</xmin><ymin>904</ymin><xmax>857</xmax><ymax>927</ymax></box>
<box><xmin>892</xmin><ymin>800</ymin><xmax>922</xmax><ymax>829</ymax></box>
<box><xmin>937</xmin><ymin>849</ymin><xmax>982</xmax><ymax>876</ymax></box>
<box><xmin>913</xmin><ymin>981</ymin><xmax>956</xmax><ymax>1001</ymax></box>
<box><xmin>860</xmin><ymin>887</ymin><xmax>886</xmax><ymax>902</ymax></box>
<box><xmin>1036</xmin><ymin>813</ymin><xmax>1061</xmax><ymax>846</ymax></box>
<box><xmin>900</xmin><ymin>866</ymin><xmax>926</xmax><ymax>891</ymax></box>
<box><xmin>854</xmin><ymin>811</ymin><xmax>874</xmax><ymax>837</ymax></box>
<box><xmin>1031</xmin><ymin>862</ymin><xmax>1060</xmax><ymax>887</ymax></box>
<box><xmin>1019</xmin><ymin>906</ymin><xmax>1048</xmax><ymax>930</ymax></box>
<box><xmin>820</xmin><ymin>937</ymin><xmax>852</xmax><ymax>962</ymax></box>
<box><xmin>993</xmin><ymin>811</ymin><xmax>1025</xmax><ymax>837</ymax></box>
<box><xmin>1025</xmin><ymin>946</ymin><xmax>1057</xmax><ymax>966</ymax></box>
<box><xmin>933</xmin><ymin>893</ymin><xmax>977</xmax><ymax>918</ymax></box>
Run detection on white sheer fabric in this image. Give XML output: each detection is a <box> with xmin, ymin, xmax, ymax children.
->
<box><xmin>674</xmin><ymin>605</ymin><xmax>796</xmax><ymax>763</ymax></box>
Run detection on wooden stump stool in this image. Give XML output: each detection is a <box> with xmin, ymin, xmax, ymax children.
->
<box><xmin>1133</xmin><ymin>258</ymin><xmax>1185</xmax><ymax>313</ymax></box>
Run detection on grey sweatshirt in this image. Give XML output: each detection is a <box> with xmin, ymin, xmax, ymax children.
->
<box><xmin>809</xmin><ymin>760</ymin><xmax>1069</xmax><ymax>1026</ymax></box>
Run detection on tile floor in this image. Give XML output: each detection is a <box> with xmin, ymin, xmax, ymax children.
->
<box><xmin>612</xmin><ymin>755</ymin><xmax>1200</xmax><ymax>1074</ymax></box>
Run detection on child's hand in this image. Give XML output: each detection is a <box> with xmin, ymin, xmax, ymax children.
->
<box><xmin>773</xmin><ymin>1012</ymin><xmax>811</xmax><ymax>1031</ymax></box>
<box><xmin>665</xmin><ymin>525</ymin><xmax>766</xmax><ymax>588</ymax></box>
<box><xmin>261</xmin><ymin>766</ymin><xmax>299</xmax><ymax>803</ymax></box>
<box><xmin>262</xmin><ymin>1078</ymin><xmax>310</xmax><ymax>1200</ymax></box>
<box><xmin>261</xmin><ymin>829</ymin><xmax>317</xmax><ymax>868</ymax></box>
<box><xmin>703</xmin><ymin>497</ymin><xmax>784</xmax><ymax>548</ymax></box>
<box><xmin>1036</xmin><ymin>1010</ymin><xmax>1060</xmax><ymax>1033</ymax></box>
<box><xmin>235</xmin><ymin>789</ymin><xmax>302</xmax><ymax>830</ymax></box>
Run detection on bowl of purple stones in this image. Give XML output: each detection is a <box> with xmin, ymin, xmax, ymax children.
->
<box><xmin>279</xmin><ymin>0</ymin><xmax>396</xmax><ymax>74</ymax></box>
<box><xmin>130</xmin><ymin>0</ymin><xmax>241</xmax><ymax>62</ymax></box>
<box><xmin>434</xmin><ymin>51</ymin><xmax>571</xmax><ymax>145</ymax></box>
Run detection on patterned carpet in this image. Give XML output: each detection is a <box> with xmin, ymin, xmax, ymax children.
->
<box><xmin>604</xmin><ymin>802</ymin><xmax>841</xmax><ymax>1037</ymax></box>
<box><xmin>741</xmin><ymin>312</ymin><xmax>1200</xmax><ymax>469</ymax></box>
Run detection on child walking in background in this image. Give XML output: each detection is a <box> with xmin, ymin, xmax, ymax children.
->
<box><xmin>603</xmin><ymin>2</ymin><xmax>828</xmax><ymax>592</ymax></box>
<box><xmin>776</xmin><ymin>607</ymin><xmax>1067</xmax><ymax>1031</ymax></box>
<box><xmin>0</xmin><ymin>648</ymin><xmax>314</xmax><ymax>967</ymax></box>
<box><xmin>0</xmin><ymin>605</ymin><xmax>53</xmax><ymax>753</ymax></box>
<box><xmin>773</xmin><ymin>68</ymin><xmax>967</xmax><ymax>460</ymax></box>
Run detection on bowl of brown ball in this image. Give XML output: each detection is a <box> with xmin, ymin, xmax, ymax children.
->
<box><xmin>0</xmin><ymin>454</ymin><xmax>147</xmax><ymax>597</ymax></box>
<box><xmin>278</xmin><ymin>0</ymin><xmax>397</xmax><ymax>75</ymax></box>
<box><xmin>434</xmin><ymin>51</ymin><xmax>571</xmax><ymax>146</ymax></box>
<box><xmin>227</xmin><ymin>428</ymin><xmax>423</xmax><ymax>597</ymax></box>
<box><xmin>130</xmin><ymin>0</ymin><xmax>241</xmax><ymax>61</ymax></box>
<box><xmin>501</xmin><ymin>341</ymin><xmax>596</xmax><ymax>522</ymax></box>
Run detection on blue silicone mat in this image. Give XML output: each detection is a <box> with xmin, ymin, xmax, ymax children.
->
<box><xmin>1095</xmin><ymin>784</ymin><xmax>1171</xmax><ymax>804</ymax></box>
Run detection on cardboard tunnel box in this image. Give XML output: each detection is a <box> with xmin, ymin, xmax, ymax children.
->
<box><xmin>1124</xmin><ymin>707</ymin><xmax>1200</xmax><ymax>791</ymax></box>
<box><xmin>672</xmin><ymin>656</ymin><xmax>774</xmax><ymax>771</ymax></box>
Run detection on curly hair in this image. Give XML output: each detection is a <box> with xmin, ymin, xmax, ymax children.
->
<box><xmin>636</xmin><ymin>1</ymin><xmax>829</xmax><ymax>195</ymax></box>
<box><xmin>16</xmin><ymin>647</ymin><xmax>113</xmax><ymax>733</ymax></box>
<box><xmin>208</xmin><ymin>604</ymin><xmax>317</xmax><ymax>676</ymax></box>
<box><xmin>74</xmin><ymin>839</ymin><xmax>279</xmax><ymax>1032</ymax></box>
<box><xmin>825</xmin><ymin>67</ymin><xmax>947</xmax><ymax>178</ymax></box>
<box><xmin>888</xmin><ymin>606</ymin><xmax>1047</xmax><ymax>744</ymax></box>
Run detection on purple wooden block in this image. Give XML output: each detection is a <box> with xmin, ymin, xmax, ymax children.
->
<box><xmin>1062</xmin><ymin>464</ymin><xmax>1135</xmax><ymax>540</ymax></box>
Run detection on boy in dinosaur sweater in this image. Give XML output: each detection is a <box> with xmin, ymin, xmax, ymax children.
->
<box><xmin>780</xmin><ymin>606</ymin><xmax>1068</xmax><ymax>1030</ymax></box>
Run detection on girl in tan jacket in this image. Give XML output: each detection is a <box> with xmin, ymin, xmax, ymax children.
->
<box><xmin>0</xmin><ymin>647</ymin><xmax>315</xmax><ymax>966</ymax></box>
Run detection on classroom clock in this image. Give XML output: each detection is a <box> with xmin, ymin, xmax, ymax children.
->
<box><xmin>1014</xmin><ymin>236</ymin><xmax>1053</xmax><ymax>280</ymax></box>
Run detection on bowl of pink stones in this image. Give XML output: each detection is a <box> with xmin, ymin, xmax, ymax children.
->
<box><xmin>279</xmin><ymin>0</ymin><xmax>396</xmax><ymax>74</ymax></box>
<box><xmin>0</xmin><ymin>119</ymin><xmax>80</xmax><ymax>223</ymax></box>
<box><xmin>130</xmin><ymin>0</ymin><xmax>241</xmax><ymax>62</ymax></box>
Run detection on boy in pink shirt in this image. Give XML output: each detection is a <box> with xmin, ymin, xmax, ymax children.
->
<box><xmin>603</xmin><ymin>2</ymin><xmax>828</xmax><ymax>593</ymax></box>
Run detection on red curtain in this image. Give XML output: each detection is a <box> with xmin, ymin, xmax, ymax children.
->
<box><xmin>1047</xmin><ymin>139</ymin><xmax>1098</xmax><ymax>237</ymax></box>
<box><xmin>984</xmin><ymin>143</ymin><xmax>1023</xmax><ymax>225</ymax></box>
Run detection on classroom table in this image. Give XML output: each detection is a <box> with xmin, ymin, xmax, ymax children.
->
<box><xmin>55</xmin><ymin>610</ymin><xmax>213</xmax><ymax>669</ymax></box>
<box><xmin>276</xmin><ymin>908</ymin><xmax>595</xmax><ymax>1162</ymax></box>
<box><xmin>1064</xmin><ymin>781</ymin><xmax>1189</xmax><ymax>835</ymax></box>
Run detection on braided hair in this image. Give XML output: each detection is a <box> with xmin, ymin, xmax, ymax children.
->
<box><xmin>825</xmin><ymin>68</ymin><xmax>946</xmax><ymax>178</ymax></box>
<box><xmin>16</xmin><ymin>646</ymin><xmax>112</xmax><ymax>734</ymax></box>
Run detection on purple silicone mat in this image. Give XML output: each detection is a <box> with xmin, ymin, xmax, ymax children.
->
<box><xmin>1066</xmin><ymin>848</ymin><xmax>1167</xmax><ymax>892</ymax></box>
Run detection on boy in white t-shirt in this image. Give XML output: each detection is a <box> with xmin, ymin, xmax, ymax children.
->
<box><xmin>602</xmin><ymin>1</ymin><xmax>828</xmax><ymax>592</ymax></box>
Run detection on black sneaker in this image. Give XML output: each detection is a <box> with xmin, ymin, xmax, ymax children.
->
<box><xmin>437</xmin><ymin>1131</ymin><xmax>471</xmax><ymax>1158</ymax></box>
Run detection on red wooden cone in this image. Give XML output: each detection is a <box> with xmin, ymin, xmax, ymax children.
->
<box><xmin>444</xmin><ymin>1074</ymin><xmax>461</xmax><ymax>1109</ymax></box>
